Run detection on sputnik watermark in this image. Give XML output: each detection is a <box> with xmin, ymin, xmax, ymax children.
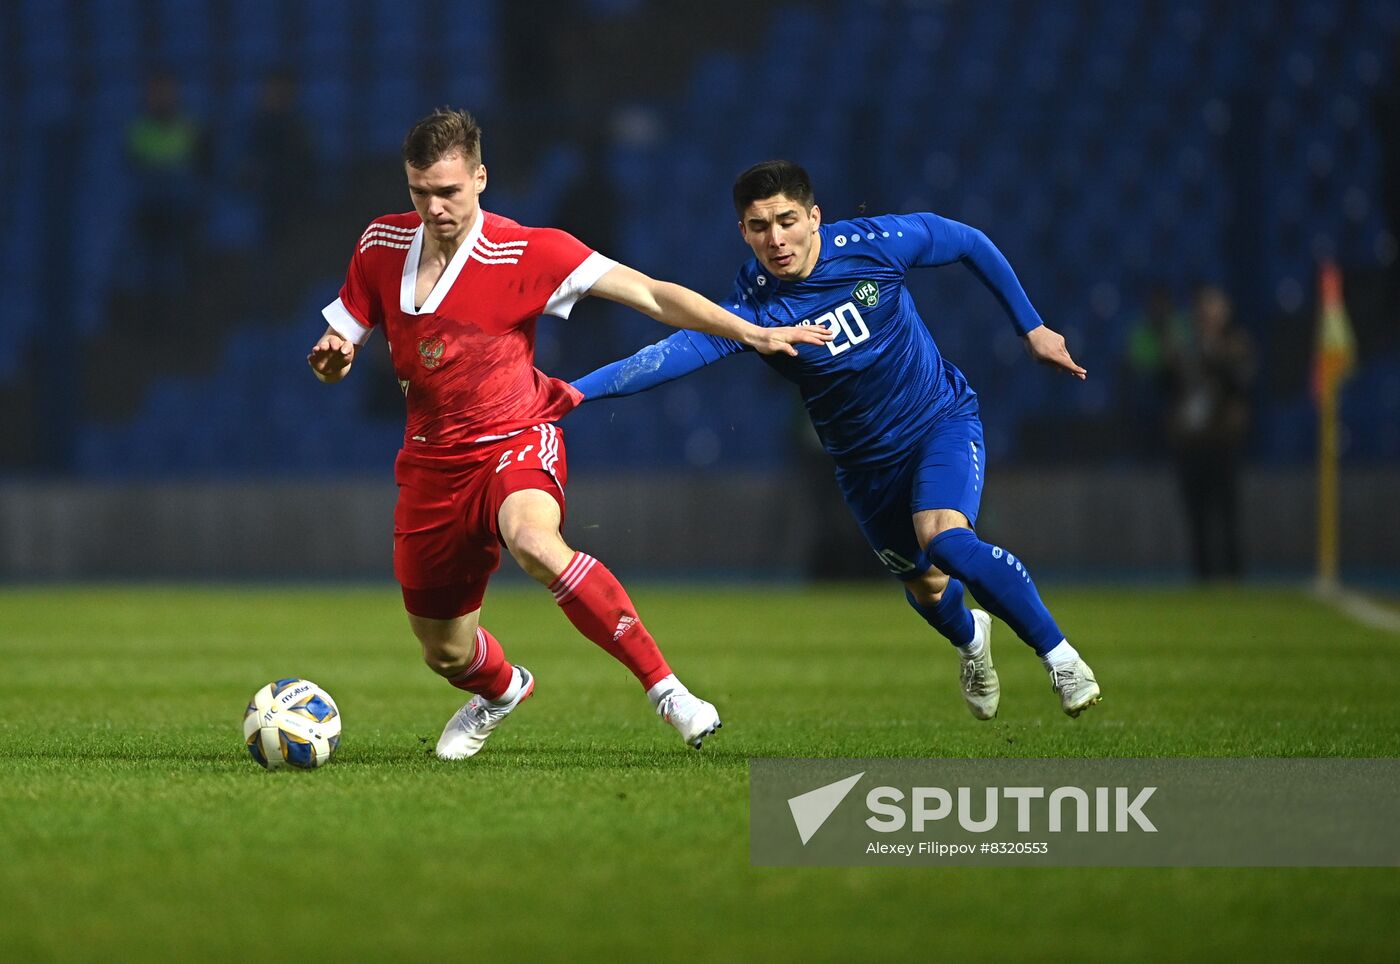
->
<box><xmin>787</xmin><ymin>773</ymin><xmax>1154</xmax><ymax>845</ymax></box>
<box><xmin>863</xmin><ymin>782</ymin><xmax>1156</xmax><ymax>833</ymax></box>
<box><xmin>750</xmin><ymin>759</ymin><xmax>1400</xmax><ymax>867</ymax></box>
<box><xmin>787</xmin><ymin>771</ymin><xmax>865</xmax><ymax>844</ymax></box>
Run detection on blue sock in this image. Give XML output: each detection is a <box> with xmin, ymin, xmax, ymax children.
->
<box><xmin>905</xmin><ymin>579</ymin><xmax>976</xmax><ymax>647</ymax></box>
<box><xmin>922</xmin><ymin>529</ymin><xmax>1063</xmax><ymax>656</ymax></box>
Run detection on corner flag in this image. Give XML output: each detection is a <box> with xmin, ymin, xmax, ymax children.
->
<box><xmin>1312</xmin><ymin>260</ymin><xmax>1356</xmax><ymax>591</ymax></box>
<box><xmin>1311</xmin><ymin>260</ymin><xmax>1356</xmax><ymax>402</ymax></box>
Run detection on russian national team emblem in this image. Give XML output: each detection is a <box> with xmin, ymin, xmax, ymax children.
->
<box><xmin>852</xmin><ymin>280</ymin><xmax>880</xmax><ymax>308</ymax></box>
<box><xmin>418</xmin><ymin>337</ymin><xmax>446</xmax><ymax>370</ymax></box>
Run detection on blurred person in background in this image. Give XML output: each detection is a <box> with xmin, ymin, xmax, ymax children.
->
<box><xmin>574</xmin><ymin>160</ymin><xmax>1104</xmax><ymax>722</ymax></box>
<box><xmin>124</xmin><ymin>72</ymin><xmax>204</xmax><ymax>332</ymax></box>
<box><xmin>307</xmin><ymin>110</ymin><xmax>829</xmax><ymax>760</ymax></box>
<box><xmin>244</xmin><ymin>68</ymin><xmax>316</xmax><ymax>239</ymax></box>
<box><xmin>1120</xmin><ymin>284</ymin><xmax>1189</xmax><ymax>459</ymax></box>
<box><xmin>1164</xmin><ymin>284</ymin><xmax>1257</xmax><ymax>581</ymax></box>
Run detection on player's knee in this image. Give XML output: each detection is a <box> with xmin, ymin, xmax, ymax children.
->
<box><xmin>409</xmin><ymin>614</ymin><xmax>478</xmax><ymax>677</ymax></box>
<box><xmin>417</xmin><ymin>632</ymin><xmax>478</xmax><ymax>677</ymax></box>
<box><xmin>504</xmin><ymin>526</ymin><xmax>567</xmax><ymax>582</ymax></box>
<box><xmin>918</xmin><ymin>510</ymin><xmax>973</xmax><ymax>545</ymax></box>
<box><xmin>421</xmin><ymin>647</ymin><xmax>471</xmax><ymax>678</ymax></box>
<box><xmin>907</xmin><ymin>570</ymin><xmax>951</xmax><ymax>606</ymax></box>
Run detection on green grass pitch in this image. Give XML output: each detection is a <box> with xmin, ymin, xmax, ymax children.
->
<box><xmin>2</xmin><ymin>584</ymin><xmax>1398</xmax><ymax>961</ymax></box>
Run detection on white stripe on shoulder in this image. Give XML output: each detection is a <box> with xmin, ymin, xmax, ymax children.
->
<box><xmin>470</xmin><ymin>249</ymin><xmax>520</xmax><ymax>265</ymax></box>
<box><xmin>361</xmin><ymin>227</ymin><xmax>418</xmax><ymax>243</ymax></box>
<box><xmin>360</xmin><ymin>238</ymin><xmax>414</xmax><ymax>253</ymax></box>
<box><xmin>361</xmin><ymin>222</ymin><xmax>418</xmax><ymax>238</ymax></box>
<box><xmin>477</xmin><ymin>236</ymin><xmax>529</xmax><ymax>251</ymax></box>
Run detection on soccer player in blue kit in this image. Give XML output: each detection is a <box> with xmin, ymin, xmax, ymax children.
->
<box><xmin>572</xmin><ymin>160</ymin><xmax>1101</xmax><ymax>720</ymax></box>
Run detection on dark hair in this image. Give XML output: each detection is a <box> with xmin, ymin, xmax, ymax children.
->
<box><xmin>732</xmin><ymin>160</ymin><xmax>816</xmax><ymax>216</ymax></box>
<box><xmin>402</xmin><ymin>107</ymin><xmax>482</xmax><ymax>169</ymax></box>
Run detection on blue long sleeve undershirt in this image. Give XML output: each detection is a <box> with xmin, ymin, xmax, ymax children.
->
<box><xmin>571</xmin><ymin>213</ymin><xmax>1041</xmax><ymax>401</ymax></box>
<box><xmin>925</xmin><ymin>216</ymin><xmax>1044</xmax><ymax>337</ymax></box>
<box><xmin>571</xmin><ymin>329</ymin><xmax>726</xmax><ymax>400</ymax></box>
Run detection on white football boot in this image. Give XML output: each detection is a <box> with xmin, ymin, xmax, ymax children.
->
<box><xmin>959</xmin><ymin>610</ymin><xmax>1000</xmax><ymax>720</ymax></box>
<box><xmin>1050</xmin><ymin>659</ymin><xmax>1101</xmax><ymax>717</ymax></box>
<box><xmin>435</xmin><ymin>666</ymin><xmax>535</xmax><ymax>760</ymax></box>
<box><xmin>656</xmin><ymin>690</ymin><xmax>722</xmax><ymax>749</ymax></box>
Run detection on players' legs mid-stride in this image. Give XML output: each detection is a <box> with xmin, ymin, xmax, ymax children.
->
<box><xmin>497</xmin><ymin>488</ymin><xmax>722</xmax><ymax>748</ymax></box>
<box><xmin>906</xmin><ymin>508</ymin><xmax>1101</xmax><ymax>718</ymax></box>
<box><xmin>847</xmin><ymin>421</ymin><xmax>1099</xmax><ymax>718</ymax></box>
<box><xmin>904</xmin><ymin>557</ymin><xmax>999</xmax><ymax>720</ymax></box>
<box><xmin>408</xmin><ymin>607</ymin><xmax>536</xmax><ymax>760</ymax></box>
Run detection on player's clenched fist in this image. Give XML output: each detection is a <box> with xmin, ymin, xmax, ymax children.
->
<box><xmin>307</xmin><ymin>329</ymin><xmax>356</xmax><ymax>383</ymax></box>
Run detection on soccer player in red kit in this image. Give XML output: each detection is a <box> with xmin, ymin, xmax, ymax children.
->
<box><xmin>307</xmin><ymin>109</ymin><xmax>831</xmax><ymax>759</ymax></box>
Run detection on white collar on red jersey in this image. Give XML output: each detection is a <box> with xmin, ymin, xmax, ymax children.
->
<box><xmin>398</xmin><ymin>210</ymin><xmax>488</xmax><ymax>315</ymax></box>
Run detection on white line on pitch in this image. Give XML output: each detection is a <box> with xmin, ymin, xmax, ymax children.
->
<box><xmin>1313</xmin><ymin>585</ymin><xmax>1400</xmax><ymax>634</ymax></box>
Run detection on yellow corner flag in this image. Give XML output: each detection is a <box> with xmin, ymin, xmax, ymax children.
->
<box><xmin>1312</xmin><ymin>260</ymin><xmax>1357</xmax><ymax>592</ymax></box>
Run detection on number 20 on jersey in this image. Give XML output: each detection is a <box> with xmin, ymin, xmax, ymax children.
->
<box><xmin>809</xmin><ymin>302</ymin><xmax>871</xmax><ymax>356</ymax></box>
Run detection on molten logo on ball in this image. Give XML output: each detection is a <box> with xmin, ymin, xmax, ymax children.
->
<box><xmin>243</xmin><ymin>678</ymin><xmax>341</xmax><ymax>770</ymax></box>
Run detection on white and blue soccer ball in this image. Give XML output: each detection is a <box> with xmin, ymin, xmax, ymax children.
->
<box><xmin>243</xmin><ymin>678</ymin><xmax>341</xmax><ymax>770</ymax></box>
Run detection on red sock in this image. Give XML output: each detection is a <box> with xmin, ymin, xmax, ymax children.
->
<box><xmin>549</xmin><ymin>552</ymin><xmax>672</xmax><ymax>689</ymax></box>
<box><xmin>447</xmin><ymin>626</ymin><xmax>515</xmax><ymax>700</ymax></box>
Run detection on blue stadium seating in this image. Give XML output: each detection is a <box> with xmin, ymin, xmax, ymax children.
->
<box><xmin>4</xmin><ymin>0</ymin><xmax>1399</xmax><ymax>476</ymax></box>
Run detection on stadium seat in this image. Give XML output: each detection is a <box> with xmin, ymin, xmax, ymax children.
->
<box><xmin>8</xmin><ymin>0</ymin><xmax>1400</xmax><ymax>473</ymax></box>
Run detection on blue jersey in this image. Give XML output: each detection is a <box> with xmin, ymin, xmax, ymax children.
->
<box><xmin>572</xmin><ymin>212</ymin><xmax>1045</xmax><ymax>469</ymax></box>
<box><xmin>704</xmin><ymin>214</ymin><xmax>1042</xmax><ymax>467</ymax></box>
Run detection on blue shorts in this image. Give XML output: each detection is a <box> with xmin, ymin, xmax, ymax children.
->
<box><xmin>833</xmin><ymin>414</ymin><xmax>986</xmax><ymax>579</ymax></box>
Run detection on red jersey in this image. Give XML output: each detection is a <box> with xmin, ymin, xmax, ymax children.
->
<box><xmin>322</xmin><ymin>209</ymin><xmax>617</xmax><ymax>447</ymax></box>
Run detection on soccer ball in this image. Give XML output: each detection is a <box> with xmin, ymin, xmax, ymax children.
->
<box><xmin>243</xmin><ymin>678</ymin><xmax>341</xmax><ymax>770</ymax></box>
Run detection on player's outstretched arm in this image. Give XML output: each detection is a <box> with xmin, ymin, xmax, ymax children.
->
<box><xmin>588</xmin><ymin>264</ymin><xmax>833</xmax><ymax>356</ymax></box>
<box><xmin>918</xmin><ymin>214</ymin><xmax>1086</xmax><ymax>379</ymax></box>
<box><xmin>307</xmin><ymin>327</ymin><xmax>356</xmax><ymax>383</ymax></box>
<box><xmin>1023</xmin><ymin>324</ymin><xmax>1087</xmax><ymax>379</ymax></box>
<box><xmin>572</xmin><ymin>331</ymin><xmax>721</xmax><ymax>401</ymax></box>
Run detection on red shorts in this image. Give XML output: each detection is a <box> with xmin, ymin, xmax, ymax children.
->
<box><xmin>394</xmin><ymin>423</ymin><xmax>568</xmax><ymax>619</ymax></box>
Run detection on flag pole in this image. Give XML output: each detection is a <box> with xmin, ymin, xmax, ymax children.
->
<box><xmin>1316</xmin><ymin>378</ymin><xmax>1340</xmax><ymax>594</ymax></box>
<box><xmin>1312</xmin><ymin>259</ymin><xmax>1356</xmax><ymax>595</ymax></box>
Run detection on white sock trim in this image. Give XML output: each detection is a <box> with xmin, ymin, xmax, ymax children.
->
<box><xmin>1041</xmin><ymin>640</ymin><xmax>1080</xmax><ymax>670</ymax></box>
<box><xmin>957</xmin><ymin>610</ymin><xmax>988</xmax><ymax>659</ymax></box>
<box><xmin>489</xmin><ymin>666</ymin><xmax>523</xmax><ymax>705</ymax></box>
<box><xmin>957</xmin><ymin>637</ymin><xmax>986</xmax><ymax>660</ymax></box>
<box><xmin>646</xmin><ymin>673</ymin><xmax>684</xmax><ymax>707</ymax></box>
